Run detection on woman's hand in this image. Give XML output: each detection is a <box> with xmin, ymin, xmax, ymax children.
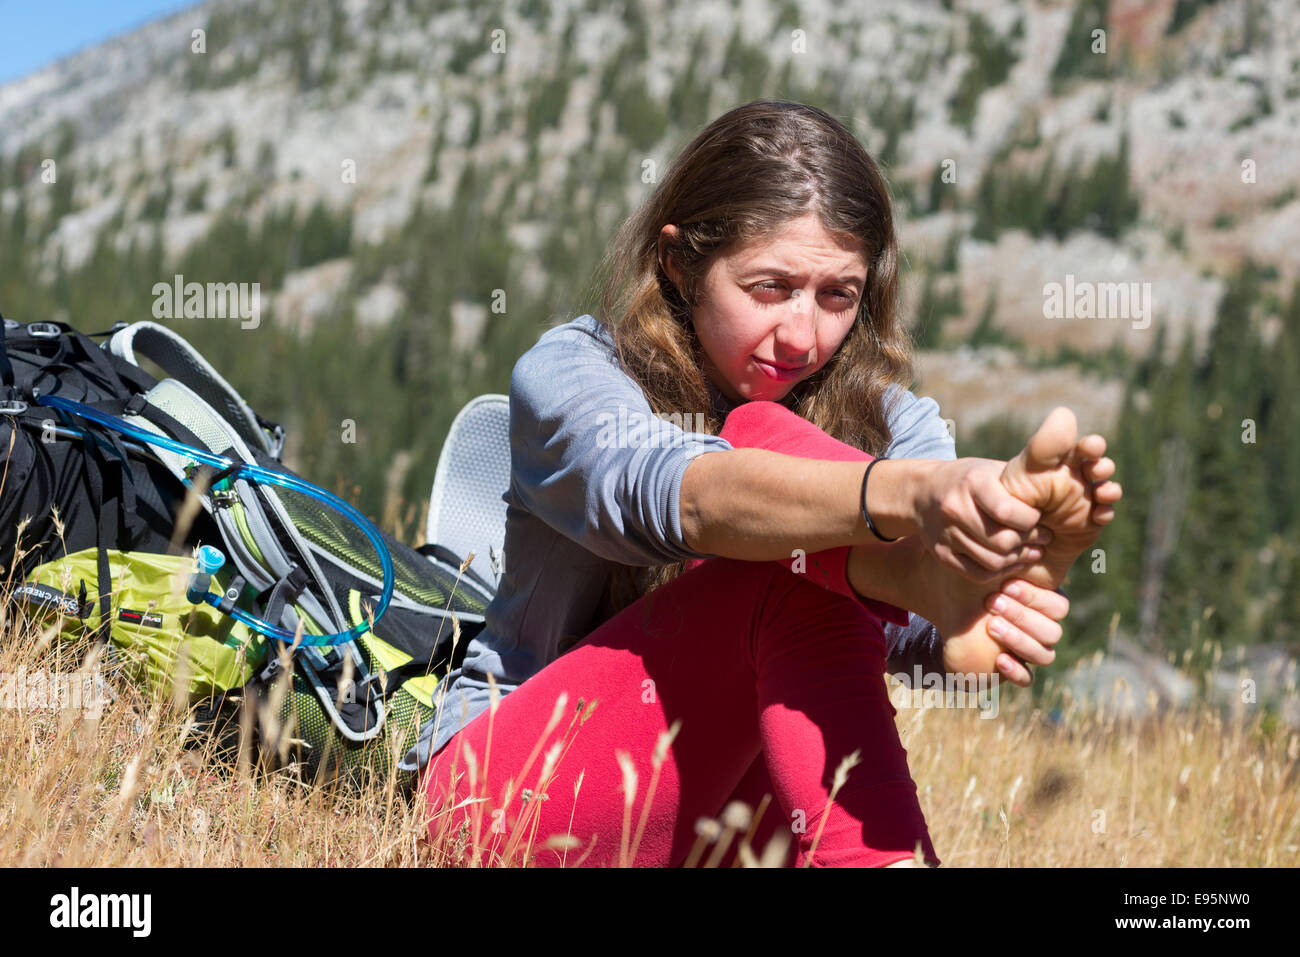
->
<box><xmin>975</xmin><ymin>578</ymin><xmax>1070</xmax><ymax>686</ymax></box>
<box><xmin>851</xmin><ymin>535</ymin><xmax>1069</xmax><ymax>686</ymax></box>
<box><xmin>903</xmin><ymin>543</ymin><xmax>1068</xmax><ymax>686</ymax></box>
<box><xmin>929</xmin><ymin>407</ymin><xmax>1121</xmax><ymax>681</ymax></box>
<box><xmin>910</xmin><ymin>457</ymin><xmax>1055</xmax><ymax>583</ymax></box>
<box><xmin>855</xmin><ymin>407</ymin><xmax>1120</xmax><ymax>683</ymax></box>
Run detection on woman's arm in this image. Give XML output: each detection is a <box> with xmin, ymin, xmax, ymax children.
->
<box><xmin>680</xmin><ymin>449</ymin><xmax>1046</xmax><ymax>575</ymax></box>
<box><xmin>680</xmin><ymin>449</ymin><xmax>937</xmax><ymax>556</ymax></box>
<box><xmin>682</xmin><ymin>405</ymin><xmax>1116</xmax><ymax>682</ymax></box>
<box><xmin>507</xmin><ymin>320</ymin><xmax>737</xmax><ymax>567</ymax></box>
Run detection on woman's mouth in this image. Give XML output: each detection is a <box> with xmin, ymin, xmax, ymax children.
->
<box><xmin>753</xmin><ymin>357</ymin><xmax>806</xmax><ymax>382</ymax></box>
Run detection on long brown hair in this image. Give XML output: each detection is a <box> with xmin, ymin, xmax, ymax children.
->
<box><xmin>576</xmin><ymin>99</ymin><xmax>917</xmax><ymax>616</ymax></box>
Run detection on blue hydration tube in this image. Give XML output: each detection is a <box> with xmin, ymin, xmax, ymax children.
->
<box><xmin>35</xmin><ymin>392</ymin><xmax>394</xmax><ymax>647</ymax></box>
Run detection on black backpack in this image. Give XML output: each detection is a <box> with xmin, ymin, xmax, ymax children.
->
<box><xmin>1</xmin><ymin>311</ymin><xmax>494</xmax><ymax>787</ymax></box>
<box><xmin>1</xmin><ymin>316</ymin><xmax>210</xmax><ymax>622</ymax></box>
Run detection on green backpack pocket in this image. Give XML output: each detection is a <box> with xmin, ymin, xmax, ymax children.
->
<box><xmin>16</xmin><ymin>546</ymin><xmax>269</xmax><ymax>703</ymax></box>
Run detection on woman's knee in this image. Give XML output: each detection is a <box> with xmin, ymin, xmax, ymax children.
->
<box><xmin>719</xmin><ymin>400</ymin><xmax>799</xmax><ymax>445</ymax></box>
<box><xmin>718</xmin><ymin>399</ymin><xmax>869</xmax><ymax>464</ymax></box>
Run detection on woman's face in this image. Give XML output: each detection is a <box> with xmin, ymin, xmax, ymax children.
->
<box><xmin>660</xmin><ymin>211</ymin><xmax>868</xmax><ymax>404</ymax></box>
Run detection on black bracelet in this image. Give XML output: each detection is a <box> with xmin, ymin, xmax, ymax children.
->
<box><xmin>859</xmin><ymin>457</ymin><xmax>899</xmax><ymax>543</ymax></box>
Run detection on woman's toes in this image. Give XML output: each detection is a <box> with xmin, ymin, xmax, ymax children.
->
<box><xmin>1085</xmin><ymin>457</ymin><xmax>1116</xmax><ymax>482</ymax></box>
<box><xmin>1000</xmin><ymin>407</ymin><xmax>1078</xmax><ymax>508</ymax></box>
<box><xmin>1079</xmin><ymin>434</ymin><xmax>1107</xmax><ymax>458</ymax></box>
<box><xmin>1095</xmin><ymin>480</ymin><xmax>1123</xmax><ymax>503</ymax></box>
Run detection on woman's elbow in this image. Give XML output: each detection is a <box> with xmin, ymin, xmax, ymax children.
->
<box><xmin>679</xmin><ymin>450</ymin><xmax>727</xmax><ymax>553</ymax></box>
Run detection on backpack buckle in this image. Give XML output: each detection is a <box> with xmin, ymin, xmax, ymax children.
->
<box><xmin>355</xmin><ymin>671</ymin><xmax>383</xmax><ymax>698</ymax></box>
<box><xmin>267</xmin><ymin>423</ymin><xmax>286</xmax><ymax>459</ymax></box>
<box><xmin>259</xmin><ymin>653</ymin><xmax>285</xmax><ymax>685</ymax></box>
<box><xmin>0</xmin><ymin>400</ymin><xmax>28</xmax><ymax>415</ymax></box>
<box><xmin>26</xmin><ymin>322</ymin><xmax>61</xmax><ymax>338</ymax></box>
<box><xmin>216</xmin><ymin>574</ymin><xmax>246</xmax><ymax>615</ymax></box>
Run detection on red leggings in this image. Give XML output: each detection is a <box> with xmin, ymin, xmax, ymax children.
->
<box><xmin>422</xmin><ymin>400</ymin><xmax>940</xmax><ymax>867</ymax></box>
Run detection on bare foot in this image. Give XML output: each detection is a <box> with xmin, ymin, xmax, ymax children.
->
<box><xmin>917</xmin><ymin>408</ymin><xmax>1122</xmax><ymax>676</ymax></box>
<box><xmin>997</xmin><ymin>406</ymin><xmax>1122</xmax><ymax>591</ymax></box>
<box><xmin>897</xmin><ymin>538</ymin><xmax>1034</xmax><ymax>676</ymax></box>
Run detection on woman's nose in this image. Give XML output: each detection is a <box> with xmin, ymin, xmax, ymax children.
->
<box><xmin>774</xmin><ymin>289</ymin><xmax>818</xmax><ymax>357</ymax></box>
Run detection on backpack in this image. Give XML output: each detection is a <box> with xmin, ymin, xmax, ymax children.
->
<box><xmin>1</xmin><ymin>312</ymin><xmax>498</xmax><ymax>788</ymax></box>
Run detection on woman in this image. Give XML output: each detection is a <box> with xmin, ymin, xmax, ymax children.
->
<box><xmin>409</xmin><ymin>100</ymin><xmax>1121</xmax><ymax>867</ymax></box>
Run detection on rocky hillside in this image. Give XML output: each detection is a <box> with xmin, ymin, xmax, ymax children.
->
<box><xmin>1</xmin><ymin>0</ymin><xmax>1297</xmax><ymax>485</ymax></box>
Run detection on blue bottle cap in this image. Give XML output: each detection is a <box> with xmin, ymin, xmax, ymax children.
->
<box><xmin>196</xmin><ymin>544</ymin><xmax>226</xmax><ymax>574</ymax></box>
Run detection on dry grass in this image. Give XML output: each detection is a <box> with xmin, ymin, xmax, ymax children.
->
<box><xmin>895</xmin><ymin>681</ymin><xmax>1300</xmax><ymax>867</ymax></box>
<box><xmin>1</xmin><ymin>511</ymin><xmax>1295</xmax><ymax>867</ymax></box>
<box><xmin>4</xmin><ymin>576</ymin><xmax>1295</xmax><ymax>867</ymax></box>
<box><xmin>0</xmin><ymin>603</ymin><xmax>429</xmax><ymax>867</ymax></box>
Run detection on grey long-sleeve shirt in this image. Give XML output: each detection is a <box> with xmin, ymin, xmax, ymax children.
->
<box><xmin>400</xmin><ymin>313</ymin><xmax>956</xmax><ymax>771</ymax></box>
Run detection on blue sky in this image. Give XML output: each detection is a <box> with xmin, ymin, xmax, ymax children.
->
<box><xmin>0</xmin><ymin>0</ymin><xmax>202</xmax><ymax>86</ymax></box>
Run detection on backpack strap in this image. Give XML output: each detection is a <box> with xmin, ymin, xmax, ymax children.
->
<box><xmin>364</xmin><ymin>653</ymin><xmax>440</xmax><ymax>703</ymax></box>
<box><xmin>0</xmin><ymin>316</ymin><xmax>16</xmax><ymax>399</ymax></box>
<box><xmin>415</xmin><ymin>542</ymin><xmax>496</xmax><ymax>595</ymax></box>
<box><xmin>106</xmin><ymin>322</ymin><xmax>284</xmax><ymax>458</ymax></box>
<box><xmin>256</xmin><ymin>565</ymin><xmax>311</xmax><ymax>626</ymax></box>
<box><xmin>5</xmin><ymin>320</ymin><xmax>157</xmax><ymax>406</ymax></box>
<box><xmin>78</xmin><ymin>419</ymin><xmax>146</xmax><ymax>644</ymax></box>
<box><xmin>80</xmin><ymin>438</ymin><xmax>114</xmax><ymax>644</ymax></box>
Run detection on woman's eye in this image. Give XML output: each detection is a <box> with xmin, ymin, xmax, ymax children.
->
<box><xmin>752</xmin><ymin>283</ymin><xmax>856</xmax><ymax>305</ymax></box>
